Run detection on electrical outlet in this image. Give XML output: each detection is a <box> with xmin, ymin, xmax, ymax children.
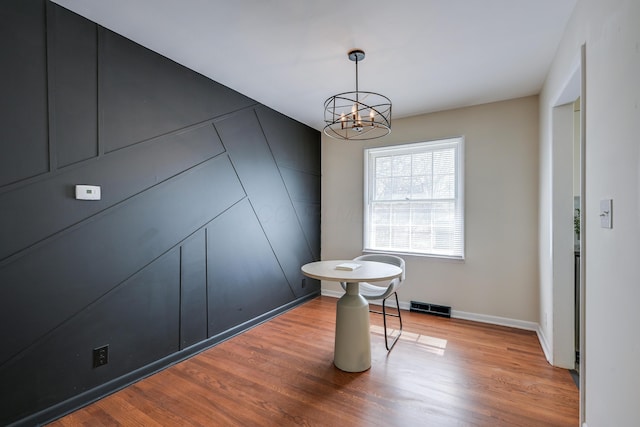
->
<box><xmin>93</xmin><ymin>345</ymin><xmax>109</xmax><ymax>368</ymax></box>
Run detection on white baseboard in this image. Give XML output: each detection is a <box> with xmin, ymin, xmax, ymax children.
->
<box><xmin>320</xmin><ymin>289</ymin><xmax>540</xmax><ymax>332</ymax></box>
<box><xmin>452</xmin><ymin>309</ymin><xmax>538</xmax><ymax>331</ymax></box>
<box><xmin>536</xmin><ymin>325</ymin><xmax>553</xmax><ymax>364</ymax></box>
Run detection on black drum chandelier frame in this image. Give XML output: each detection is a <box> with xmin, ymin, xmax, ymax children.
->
<box><xmin>324</xmin><ymin>49</ymin><xmax>392</xmax><ymax>141</ymax></box>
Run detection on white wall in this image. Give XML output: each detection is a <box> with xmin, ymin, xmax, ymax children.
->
<box><xmin>322</xmin><ymin>96</ymin><xmax>540</xmax><ymax>324</ymax></box>
<box><xmin>540</xmin><ymin>0</ymin><xmax>640</xmax><ymax>424</ymax></box>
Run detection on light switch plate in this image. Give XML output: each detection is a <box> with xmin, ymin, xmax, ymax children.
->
<box><xmin>599</xmin><ymin>199</ymin><xmax>612</xmax><ymax>228</ymax></box>
<box><xmin>75</xmin><ymin>185</ymin><xmax>101</xmax><ymax>200</ymax></box>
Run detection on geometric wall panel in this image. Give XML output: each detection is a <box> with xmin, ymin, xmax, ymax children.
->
<box><xmin>280</xmin><ymin>167</ymin><xmax>321</xmax><ymax>258</ymax></box>
<box><xmin>207</xmin><ymin>200</ymin><xmax>295</xmax><ymax>336</ymax></box>
<box><xmin>0</xmin><ymin>0</ymin><xmax>50</xmax><ymax>187</ymax></box>
<box><xmin>255</xmin><ymin>106</ymin><xmax>320</xmax><ymax>175</ymax></box>
<box><xmin>0</xmin><ymin>248</ymin><xmax>180</xmax><ymax>426</ymax></box>
<box><xmin>280</xmin><ymin>167</ymin><xmax>321</xmax><ymax>204</ymax></box>
<box><xmin>0</xmin><ymin>1</ymin><xmax>320</xmax><ymax>424</ymax></box>
<box><xmin>100</xmin><ymin>29</ymin><xmax>254</xmax><ymax>152</ymax></box>
<box><xmin>215</xmin><ymin>110</ymin><xmax>316</xmax><ymax>298</ymax></box>
<box><xmin>253</xmin><ymin>106</ymin><xmax>321</xmax><ymax>273</ymax></box>
<box><xmin>293</xmin><ymin>200</ymin><xmax>321</xmax><ymax>261</ymax></box>
<box><xmin>0</xmin><ymin>155</ymin><xmax>244</xmax><ymax>366</ymax></box>
<box><xmin>0</xmin><ymin>122</ymin><xmax>226</xmax><ymax>261</ymax></box>
<box><xmin>47</xmin><ymin>2</ymin><xmax>98</xmax><ymax>168</ymax></box>
<box><xmin>180</xmin><ymin>230</ymin><xmax>207</xmax><ymax>349</ymax></box>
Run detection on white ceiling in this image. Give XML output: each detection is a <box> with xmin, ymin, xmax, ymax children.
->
<box><xmin>51</xmin><ymin>0</ymin><xmax>577</xmax><ymax>132</ymax></box>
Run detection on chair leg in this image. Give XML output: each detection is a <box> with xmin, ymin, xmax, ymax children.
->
<box><xmin>381</xmin><ymin>292</ymin><xmax>402</xmax><ymax>351</ymax></box>
<box><xmin>394</xmin><ymin>291</ymin><xmax>403</xmax><ymax>335</ymax></box>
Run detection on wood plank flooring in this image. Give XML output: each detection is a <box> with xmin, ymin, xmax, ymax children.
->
<box><xmin>48</xmin><ymin>296</ymin><xmax>579</xmax><ymax>426</ymax></box>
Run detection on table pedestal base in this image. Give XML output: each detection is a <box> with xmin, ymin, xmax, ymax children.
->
<box><xmin>334</xmin><ymin>282</ymin><xmax>371</xmax><ymax>372</ymax></box>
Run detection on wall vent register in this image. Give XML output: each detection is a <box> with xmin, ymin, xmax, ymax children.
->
<box><xmin>410</xmin><ymin>301</ymin><xmax>452</xmax><ymax>318</ymax></box>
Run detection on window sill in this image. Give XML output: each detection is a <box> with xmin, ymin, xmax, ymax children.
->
<box><xmin>362</xmin><ymin>249</ymin><xmax>465</xmax><ymax>262</ymax></box>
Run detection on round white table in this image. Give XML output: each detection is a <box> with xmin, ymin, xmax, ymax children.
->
<box><xmin>301</xmin><ymin>260</ymin><xmax>403</xmax><ymax>372</ymax></box>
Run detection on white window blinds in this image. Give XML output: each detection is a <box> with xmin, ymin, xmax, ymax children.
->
<box><xmin>364</xmin><ymin>137</ymin><xmax>464</xmax><ymax>259</ymax></box>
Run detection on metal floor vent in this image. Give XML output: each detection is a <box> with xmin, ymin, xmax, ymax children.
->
<box><xmin>410</xmin><ymin>301</ymin><xmax>451</xmax><ymax>318</ymax></box>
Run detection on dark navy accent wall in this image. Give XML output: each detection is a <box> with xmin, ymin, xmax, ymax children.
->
<box><xmin>0</xmin><ymin>0</ymin><xmax>49</xmax><ymax>186</ymax></box>
<box><xmin>48</xmin><ymin>2</ymin><xmax>99</xmax><ymax>168</ymax></box>
<box><xmin>0</xmin><ymin>1</ymin><xmax>320</xmax><ymax>425</ymax></box>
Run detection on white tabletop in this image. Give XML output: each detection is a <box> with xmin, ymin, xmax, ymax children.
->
<box><xmin>301</xmin><ymin>260</ymin><xmax>402</xmax><ymax>283</ymax></box>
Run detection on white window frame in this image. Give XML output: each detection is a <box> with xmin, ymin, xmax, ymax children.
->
<box><xmin>363</xmin><ymin>137</ymin><xmax>465</xmax><ymax>259</ymax></box>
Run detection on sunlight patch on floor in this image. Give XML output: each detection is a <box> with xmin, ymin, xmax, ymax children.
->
<box><xmin>370</xmin><ymin>325</ymin><xmax>448</xmax><ymax>356</ymax></box>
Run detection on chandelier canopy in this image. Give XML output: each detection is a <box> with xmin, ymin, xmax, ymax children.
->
<box><xmin>324</xmin><ymin>50</ymin><xmax>392</xmax><ymax>141</ymax></box>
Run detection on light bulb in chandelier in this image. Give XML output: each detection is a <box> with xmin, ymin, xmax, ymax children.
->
<box><xmin>354</xmin><ymin>110</ymin><xmax>363</xmax><ymax>132</ymax></box>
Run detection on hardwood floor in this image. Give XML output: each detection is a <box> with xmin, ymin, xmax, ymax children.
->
<box><xmin>48</xmin><ymin>296</ymin><xmax>578</xmax><ymax>426</ymax></box>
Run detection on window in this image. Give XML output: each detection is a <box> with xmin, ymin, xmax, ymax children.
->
<box><xmin>364</xmin><ymin>137</ymin><xmax>464</xmax><ymax>259</ymax></box>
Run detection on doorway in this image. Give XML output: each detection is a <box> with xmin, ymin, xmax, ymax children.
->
<box><xmin>572</xmin><ymin>97</ymin><xmax>581</xmax><ymax>377</ymax></box>
<box><xmin>551</xmin><ymin>45</ymin><xmax>586</xmax><ymax>423</ymax></box>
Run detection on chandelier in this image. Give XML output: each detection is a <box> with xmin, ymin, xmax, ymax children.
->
<box><xmin>323</xmin><ymin>49</ymin><xmax>392</xmax><ymax>140</ymax></box>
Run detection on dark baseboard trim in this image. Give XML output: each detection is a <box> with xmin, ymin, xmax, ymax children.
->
<box><xmin>12</xmin><ymin>291</ymin><xmax>319</xmax><ymax>427</ymax></box>
<box><xmin>569</xmin><ymin>369</ymin><xmax>579</xmax><ymax>389</ymax></box>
